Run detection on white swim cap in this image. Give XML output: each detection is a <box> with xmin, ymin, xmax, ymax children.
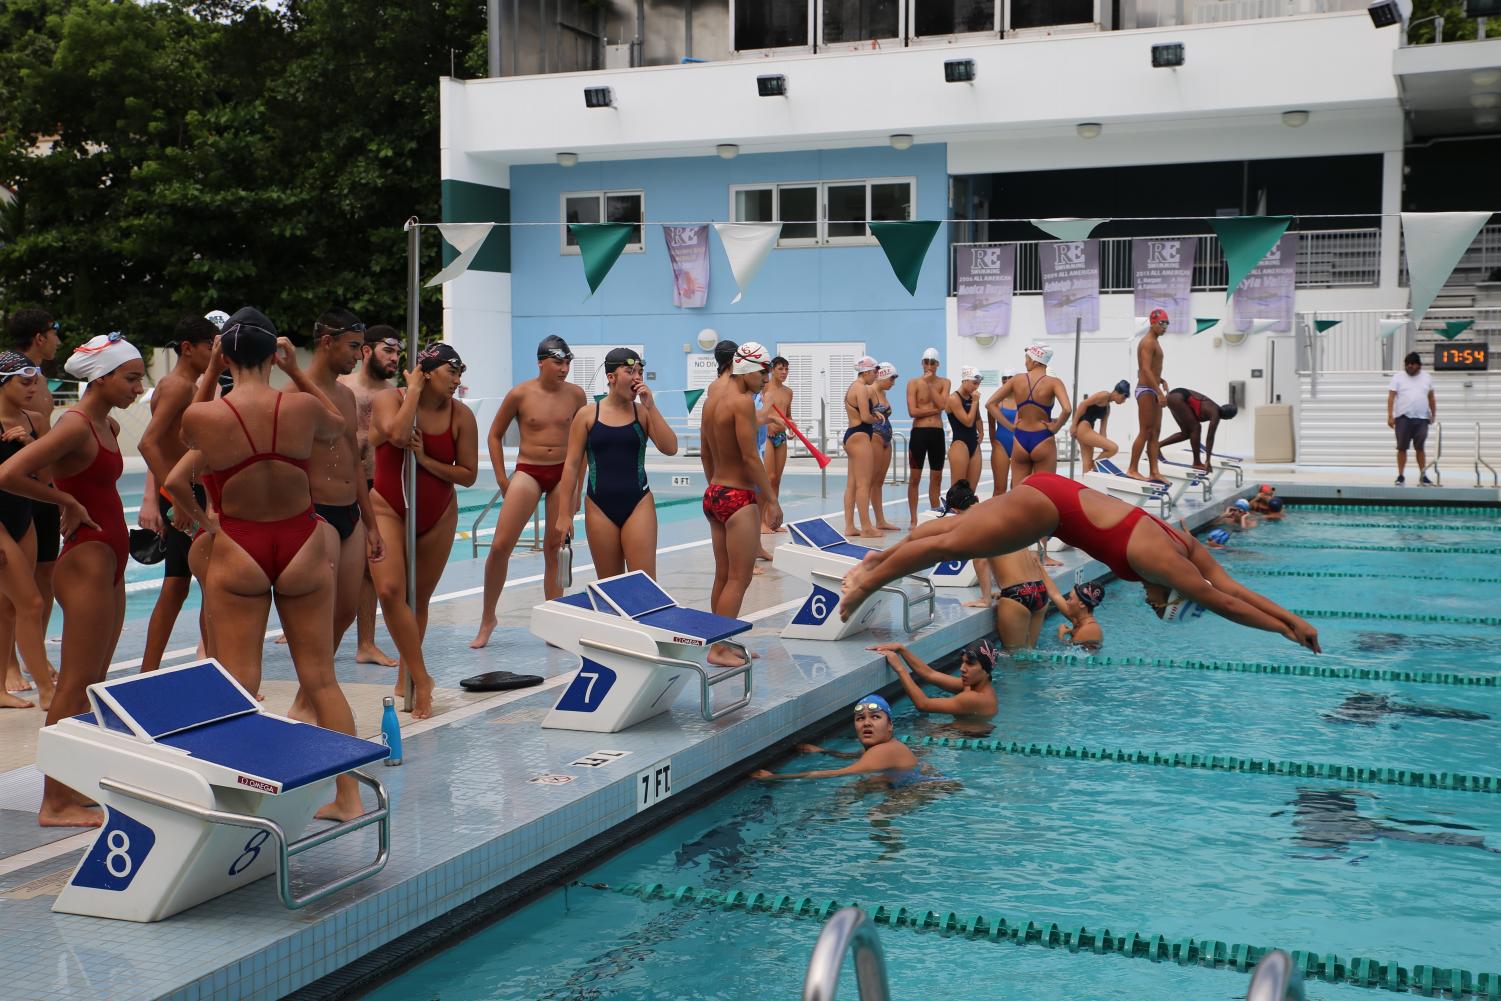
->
<box><xmin>732</xmin><ymin>341</ymin><xmax>771</xmax><ymax>375</ymax></box>
<box><xmin>1025</xmin><ymin>343</ymin><xmax>1053</xmax><ymax>365</ymax></box>
<box><xmin>854</xmin><ymin>355</ymin><xmax>878</xmax><ymax>374</ymax></box>
<box><xmin>921</xmin><ymin>347</ymin><xmax>940</xmax><ymax>362</ymax></box>
<box><xmin>960</xmin><ymin>365</ymin><xmax>981</xmax><ymax>384</ymax></box>
<box><xmin>204</xmin><ymin>310</ymin><xmax>230</xmax><ymax>330</ymax></box>
<box><xmin>1002</xmin><ymin>367</ymin><xmax>1016</xmax><ymax>379</ymax></box>
<box><xmin>1157</xmin><ymin>589</ymin><xmax>1207</xmax><ymax>624</ymax></box>
<box><xmin>877</xmin><ymin>362</ymin><xmax>897</xmax><ymax>380</ymax></box>
<box><xmin>64</xmin><ymin>332</ymin><xmax>141</xmax><ymax>381</ymax></box>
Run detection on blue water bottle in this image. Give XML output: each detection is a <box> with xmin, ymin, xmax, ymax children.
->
<box><xmin>380</xmin><ymin>696</ymin><xmax>403</xmax><ymax>766</ymax></box>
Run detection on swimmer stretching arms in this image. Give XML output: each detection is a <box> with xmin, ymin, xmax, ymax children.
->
<box><xmin>752</xmin><ymin>696</ymin><xmax>924</xmax><ymax>784</ymax></box>
<box><xmin>870</xmin><ymin>640</ymin><xmax>997</xmax><ymax>720</ymax></box>
<box><xmin>1048</xmin><ymin>579</ymin><xmax>1104</xmax><ymax>649</ymax></box>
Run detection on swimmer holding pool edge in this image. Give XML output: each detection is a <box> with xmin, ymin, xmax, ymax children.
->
<box><xmin>751</xmin><ymin>695</ymin><xmax>920</xmax><ymax>781</ymax></box>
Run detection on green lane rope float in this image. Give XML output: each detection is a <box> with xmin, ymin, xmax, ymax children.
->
<box><xmin>1289</xmin><ymin>504</ymin><xmax>1500</xmax><ymax>516</ymax></box>
<box><xmin>1008</xmin><ymin>649</ymin><xmax>1501</xmax><ymax>688</ymax></box>
<box><xmin>1242</xmin><ymin>542</ymin><xmax>1501</xmax><ymax>555</ymax></box>
<box><xmin>1231</xmin><ymin>570</ymin><xmax>1501</xmax><ymax>586</ymax></box>
<box><xmin>580</xmin><ymin>881</ymin><xmax>1501</xmax><ymax>999</ymax></box>
<box><xmin>1294</xmin><ymin>520</ymin><xmax>1501</xmax><ymax>533</ymax></box>
<box><xmin>1286</xmin><ymin>608</ymin><xmax>1501</xmax><ymax>626</ymax></box>
<box><xmin>895</xmin><ymin>735</ymin><xmax>1501</xmax><ymax>795</ymax></box>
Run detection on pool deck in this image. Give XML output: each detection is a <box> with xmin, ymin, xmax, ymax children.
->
<box><xmin>0</xmin><ymin>463</ymin><xmax>1496</xmax><ymax>1001</ymax></box>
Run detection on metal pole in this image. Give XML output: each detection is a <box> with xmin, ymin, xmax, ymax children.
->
<box><xmin>487</xmin><ymin>0</ymin><xmax>502</xmax><ymax>76</ymax></box>
<box><xmin>684</xmin><ymin>0</ymin><xmax>693</xmax><ymax>59</ymax></box>
<box><xmin>402</xmin><ymin>217</ymin><xmax>420</xmax><ymax>713</ymax></box>
<box><xmin>1067</xmin><ymin>316</ymin><xmax>1082</xmax><ymax>481</ymax></box>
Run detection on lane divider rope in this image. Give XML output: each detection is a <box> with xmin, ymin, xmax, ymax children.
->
<box><xmin>1008</xmin><ymin>650</ymin><xmax>1500</xmax><ymax>688</ymax></box>
<box><xmin>895</xmin><ymin>735</ymin><xmax>1501</xmax><ymax>794</ymax></box>
<box><xmin>1285</xmin><ymin>608</ymin><xmax>1501</xmax><ymax>626</ymax></box>
<box><xmin>1290</xmin><ymin>520</ymin><xmax>1501</xmax><ymax>533</ymax></box>
<box><xmin>1230</xmin><ymin>570</ymin><xmax>1501</xmax><ymax>586</ymax></box>
<box><xmin>1238</xmin><ymin>542</ymin><xmax>1501</xmax><ymax>555</ymax></box>
<box><xmin>579</xmin><ymin>881</ymin><xmax>1501</xmax><ymax>999</ymax></box>
<box><xmin>1289</xmin><ymin>504</ymin><xmax>1500</xmax><ymax>516</ymax></box>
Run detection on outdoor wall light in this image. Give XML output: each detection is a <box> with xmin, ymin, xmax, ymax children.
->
<box><xmin>944</xmin><ymin>59</ymin><xmax>976</xmax><ymax>83</ymax></box>
<box><xmin>757</xmin><ymin>74</ymin><xmax>788</xmax><ymax>97</ymax></box>
<box><xmin>583</xmin><ymin>86</ymin><xmax>614</xmax><ymax>108</ymax></box>
<box><xmin>1280</xmin><ymin>110</ymin><xmax>1310</xmax><ymax>127</ymax></box>
<box><xmin>1472</xmin><ymin>69</ymin><xmax>1501</xmax><ymax>87</ymax></box>
<box><xmin>556</xmin><ymin>152</ymin><xmax>579</xmax><ymax>167</ymax></box>
<box><xmin>1367</xmin><ymin>0</ymin><xmax>1411</xmax><ymax>28</ymax></box>
<box><xmin>1470</xmin><ymin>92</ymin><xmax>1501</xmax><ymax>109</ymax></box>
<box><xmin>716</xmin><ymin>144</ymin><xmax>740</xmax><ymax>159</ymax></box>
<box><xmin>1476</xmin><ymin>109</ymin><xmax>1501</xmax><ymax>128</ymax></box>
<box><xmin>889</xmin><ymin>134</ymin><xmax>914</xmax><ymax>150</ymax></box>
<box><xmin>1075</xmin><ymin>122</ymin><xmax>1102</xmax><ymax>139</ymax></box>
<box><xmin>1151</xmin><ymin>42</ymin><xmax>1185</xmax><ymax>67</ymax></box>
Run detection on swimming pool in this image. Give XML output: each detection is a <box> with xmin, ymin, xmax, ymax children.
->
<box><xmin>338</xmin><ymin>503</ymin><xmax>1501</xmax><ymax>1000</ymax></box>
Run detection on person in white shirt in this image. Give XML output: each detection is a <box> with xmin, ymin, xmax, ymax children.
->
<box><xmin>1387</xmin><ymin>352</ymin><xmax>1436</xmax><ymax>486</ymax></box>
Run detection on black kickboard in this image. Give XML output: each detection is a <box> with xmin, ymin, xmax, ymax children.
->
<box><xmin>459</xmin><ymin>671</ymin><xmax>545</xmax><ymax>692</ymax></box>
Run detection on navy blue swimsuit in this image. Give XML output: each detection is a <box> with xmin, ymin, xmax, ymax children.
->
<box><xmin>585</xmin><ymin>402</ymin><xmax>650</xmax><ymax>528</ymax></box>
<box><xmin>948</xmin><ymin>394</ymin><xmax>979</xmax><ymax>457</ymax></box>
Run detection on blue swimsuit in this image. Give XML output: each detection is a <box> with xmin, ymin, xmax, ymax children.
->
<box><xmin>1013</xmin><ymin>374</ymin><xmax>1055</xmax><ymax>456</ymax></box>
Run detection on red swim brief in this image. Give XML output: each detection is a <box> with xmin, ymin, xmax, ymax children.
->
<box><xmin>702</xmin><ymin>484</ymin><xmax>757</xmax><ymax>524</ymax></box>
<box><xmin>515</xmin><ymin>462</ymin><xmax>564</xmax><ymax>493</ymax></box>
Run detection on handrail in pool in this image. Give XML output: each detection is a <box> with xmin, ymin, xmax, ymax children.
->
<box><xmin>1249</xmin><ymin>951</ymin><xmax>1307</xmax><ymax>1001</ymax></box>
<box><xmin>1425</xmin><ymin>420</ymin><xmax>1443</xmax><ymax>485</ymax></box>
<box><xmin>802</xmin><ymin>907</ymin><xmax>891</xmax><ymax>1001</ymax></box>
<box><xmin>1477</xmin><ymin>422</ymin><xmax>1498</xmax><ymax>488</ymax></box>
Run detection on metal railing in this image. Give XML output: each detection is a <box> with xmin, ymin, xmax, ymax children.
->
<box><xmin>578</xmin><ymin>637</ymin><xmax>752</xmax><ymax>722</ymax></box>
<box><xmin>950</xmin><ymin>228</ymin><xmax>1380</xmax><ymax>297</ymax></box>
<box><xmin>1425</xmin><ymin>420</ymin><xmax>1443</xmax><ymax>485</ymax></box>
<box><xmin>1477</xmin><ymin>422</ymin><xmax>1498</xmax><ymax>487</ymax></box>
<box><xmin>1246</xmin><ymin>950</ymin><xmax>1307</xmax><ymax>1001</ymax></box>
<box><xmin>470</xmin><ymin>489</ymin><xmax>545</xmax><ymax>558</ymax></box>
<box><xmin>802</xmin><ymin>907</ymin><xmax>891</xmax><ymax>1001</ymax></box>
<box><xmin>1296</xmin><ymin>307</ymin><xmax>1501</xmax><ymax>377</ymax></box>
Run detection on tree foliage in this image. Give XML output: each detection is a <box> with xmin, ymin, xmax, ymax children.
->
<box><xmin>0</xmin><ymin>0</ymin><xmax>487</xmax><ymax>350</ymax></box>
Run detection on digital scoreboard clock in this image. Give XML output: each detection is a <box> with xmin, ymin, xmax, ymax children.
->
<box><xmin>1434</xmin><ymin>342</ymin><xmax>1489</xmax><ymax>371</ymax></box>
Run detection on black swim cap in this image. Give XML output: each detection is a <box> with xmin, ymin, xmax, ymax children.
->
<box><xmin>1219</xmin><ymin>404</ymin><xmax>1238</xmax><ymax>420</ymax></box>
<box><xmin>538</xmin><ymin>335</ymin><xmax>573</xmax><ymax>362</ymax></box>
<box><xmin>943</xmin><ymin>480</ymin><xmax>978</xmax><ymax>513</ymax></box>
<box><xmin>714</xmin><ymin>339</ymin><xmax>738</xmax><ymax>374</ymax></box>
<box><xmin>604</xmin><ymin>347</ymin><xmax>643</xmax><ymax>373</ymax></box>
<box><xmin>1073</xmin><ymin>581</ymin><xmax>1105</xmax><ymax>609</ymax></box>
<box><xmin>962</xmin><ymin>640</ymin><xmax>995</xmax><ymax>675</ymax></box>
<box><xmin>1268</xmin><ymin>496</ymin><xmax>1284</xmax><ymax>512</ymax></box>
<box><xmin>417</xmin><ymin>342</ymin><xmax>464</xmax><ymax>372</ymax></box>
<box><xmin>221</xmin><ymin>307</ymin><xmax>279</xmax><ymax>367</ymax></box>
<box><xmin>1113</xmin><ymin>379</ymin><xmax>1130</xmax><ymax>397</ymax></box>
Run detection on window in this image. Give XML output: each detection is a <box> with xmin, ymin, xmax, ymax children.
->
<box><xmin>729</xmin><ymin>178</ymin><xmax>915</xmax><ymax>247</ymax></box>
<box><xmin>1009</xmin><ymin>0</ymin><xmax>1094</xmax><ymax>30</ymax></box>
<box><xmin>822</xmin><ymin>0</ymin><xmax>901</xmax><ymax>44</ymax></box>
<box><xmin>913</xmin><ymin>0</ymin><xmax>996</xmax><ymax>36</ymax></box>
<box><xmin>560</xmin><ymin>190</ymin><xmax>644</xmax><ymax>255</ymax></box>
<box><xmin>734</xmin><ymin>0</ymin><xmax>810</xmax><ymax>50</ymax></box>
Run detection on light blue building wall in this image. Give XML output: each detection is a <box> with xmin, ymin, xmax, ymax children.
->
<box><xmin>508</xmin><ymin>143</ymin><xmax>949</xmax><ymax>416</ymax></box>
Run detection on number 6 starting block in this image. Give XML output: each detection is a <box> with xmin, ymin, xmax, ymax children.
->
<box><xmin>529</xmin><ymin>571</ymin><xmax>754</xmax><ymax>732</ymax></box>
<box><xmin>773</xmin><ymin>518</ymin><xmax>935</xmax><ymax>641</ymax></box>
<box><xmin>36</xmin><ymin>660</ymin><xmax>391</xmax><ymax>922</ymax></box>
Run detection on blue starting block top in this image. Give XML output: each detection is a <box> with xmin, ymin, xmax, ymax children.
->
<box><xmin>788</xmin><ymin>518</ymin><xmax>877</xmax><ymax>561</ymax></box>
<box><xmin>554</xmin><ymin>572</ymin><xmax>752</xmax><ymax>645</ymax></box>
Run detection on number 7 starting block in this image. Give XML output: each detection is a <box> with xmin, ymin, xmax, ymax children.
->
<box><xmin>36</xmin><ymin>660</ymin><xmax>391</xmax><ymax>922</ymax></box>
<box><xmin>773</xmin><ymin>518</ymin><xmax>935</xmax><ymax>641</ymax></box>
<box><xmin>529</xmin><ymin>571</ymin><xmax>754</xmax><ymax>732</ymax></box>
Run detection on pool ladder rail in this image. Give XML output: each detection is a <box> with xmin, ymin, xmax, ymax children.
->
<box><xmin>799</xmin><ymin>908</ymin><xmax>1306</xmax><ymax>1001</ymax></box>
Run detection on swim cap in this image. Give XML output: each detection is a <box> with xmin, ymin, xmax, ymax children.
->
<box><xmin>604</xmin><ymin>347</ymin><xmax>642</xmax><ymax>373</ymax></box>
<box><xmin>537</xmin><ymin>335</ymin><xmax>573</xmax><ymax>362</ymax></box>
<box><xmin>1113</xmin><ymin>379</ymin><xmax>1130</xmax><ymax>397</ymax></box>
<box><xmin>1149</xmin><ymin>308</ymin><xmax>1170</xmax><ymax>325</ymax></box>
<box><xmin>853</xmin><ymin>694</ymin><xmax>892</xmax><ymax>718</ymax></box>
<box><xmin>0</xmin><ymin>351</ymin><xmax>41</xmax><ymax>384</ymax></box>
<box><xmin>960</xmin><ymin>365</ymin><xmax>980</xmax><ymax>383</ymax></box>
<box><xmin>854</xmin><ymin>355</ymin><xmax>878</xmax><ymax>374</ymax></box>
<box><xmin>219</xmin><ymin>307</ymin><xmax>280</xmax><ymax>367</ymax></box>
<box><xmin>128</xmin><ymin>527</ymin><xmax>168</xmax><ymax>566</ymax></box>
<box><xmin>1267</xmin><ymin>497</ymin><xmax>1284</xmax><ymax>513</ymax></box>
<box><xmin>713</xmin><ymin>340</ymin><xmax>739</xmax><ymax>372</ymax></box>
<box><xmin>1232</xmin><ymin>499</ymin><xmax>1251</xmax><ymax>512</ymax></box>
<box><xmin>1001</xmin><ymin>367</ymin><xmax>1015</xmax><ymax>380</ymax></box>
<box><xmin>732</xmin><ymin>342</ymin><xmax>771</xmax><ymax>375</ymax></box>
<box><xmin>1208</xmin><ymin>528</ymin><xmax>1231</xmax><ymax>545</ymax></box>
<box><xmin>1258</xmin><ymin>483</ymin><xmax>1275</xmax><ymax>494</ymax></box>
<box><xmin>1025</xmin><ymin>343</ymin><xmax>1053</xmax><ymax>365</ymax></box>
<box><xmin>64</xmin><ymin>332</ymin><xmax>141</xmax><ymax>381</ymax></box>
<box><xmin>417</xmin><ymin>342</ymin><xmax>464</xmax><ymax>372</ymax></box>
<box><xmin>1219</xmin><ymin>404</ymin><xmax>1238</xmax><ymax>420</ymax></box>
<box><xmin>962</xmin><ymin>640</ymin><xmax>996</xmax><ymax>675</ymax></box>
<box><xmin>1073</xmin><ymin>581</ymin><xmax>1105</xmax><ymax>609</ymax></box>
<box><xmin>204</xmin><ymin>310</ymin><xmax>230</xmax><ymax>330</ymax></box>
<box><xmin>877</xmin><ymin>362</ymin><xmax>897</xmax><ymax>380</ymax></box>
<box><xmin>1156</xmin><ymin>589</ymin><xmax>1206</xmax><ymax>623</ymax></box>
<box><xmin>942</xmin><ymin>479</ymin><xmax>978</xmax><ymax>513</ymax></box>
<box><xmin>921</xmin><ymin>347</ymin><xmax>940</xmax><ymax>362</ymax></box>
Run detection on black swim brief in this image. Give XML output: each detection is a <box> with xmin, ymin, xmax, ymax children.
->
<box><xmin>315</xmin><ymin>501</ymin><xmax>362</xmax><ymax>542</ymax></box>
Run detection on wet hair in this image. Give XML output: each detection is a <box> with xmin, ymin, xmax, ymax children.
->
<box><xmin>6</xmin><ymin>308</ymin><xmax>53</xmax><ymax>352</ymax></box>
<box><xmin>1404</xmin><ymin>352</ymin><xmax>1421</xmax><ymax>367</ymax></box>
<box><xmin>365</xmin><ymin>323</ymin><xmax>400</xmax><ymax>346</ymax></box>
<box><xmin>173</xmin><ymin>315</ymin><xmax>218</xmax><ymax>351</ymax></box>
<box><xmin>1218</xmin><ymin>404</ymin><xmax>1238</xmax><ymax>420</ymax></box>
<box><xmin>1113</xmin><ymin>379</ymin><xmax>1130</xmax><ymax>397</ymax></box>
<box><xmin>943</xmin><ymin>479</ymin><xmax>979</xmax><ymax>513</ymax></box>
<box><xmin>714</xmin><ymin>340</ymin><xmax>738</xmax><ymax>375</ymax></box>
<box><xmin>771</xmin><ymin>355</ymin><xmax>789</xmax><ymax>369</ymax></box>
<box><xmin>220</xmin><ymin>307</ymin><xmax>280</xmax><ymax>368</ymax></box>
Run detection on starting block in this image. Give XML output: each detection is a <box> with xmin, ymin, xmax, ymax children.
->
<box><xmin>1083</xmin><ymin>460</ymin><xmax>1178</xmax><ymax>516</ymax></box>
<box><xmin>36</xmin><ymin>660</ymin><xmax>390</xmax><ymax>922</ymax></box>
<box><xmin>529</xmin><ymin>571</ymin><xmax>753</xmax><ymax>732</ymax></box>
<box><xmin>1154</xmin><ymin>457</ymin><xmax>1215</xmax><ymax>501</ymax></box>
<box><xmin>917</xmin><ymin>510</ymin><xmax>978</xmax><ymax>588</ymax></box>
<box><xmin>1168</xmin><ymin>446</ymin><xmax>1244</xmax><ymax>488</ymax></box>
<box><xmin>773</xmin><ymin>518</ymin><xmax>935</xmax><ymax>641</ymax></box>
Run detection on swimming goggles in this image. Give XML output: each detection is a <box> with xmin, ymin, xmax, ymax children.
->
<box><xmin>316</xmin><ymin>320</ymin><xmax>367</xmax><ymax>336</ymax></box>
<box><xmin>853</xmin><ymin>702</ymin><xmax>889</xmax><ymax>716</ymax></box>
<box><xmin>605</xmin><ymin>356</ymin><xmax>642</xmax><ymax>373</ymax></box>
<box><xmin>0</xmin><ymin>365</ymin><xmax>42</xmax><ymax>380</ymax></box>
<box><xmin>540</xmin><ymin>346</ymin><xmax>574</xmax><ymax>362</ymax></box>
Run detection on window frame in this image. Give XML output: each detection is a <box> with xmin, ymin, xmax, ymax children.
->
<box><xmin>906</xmin><ymin>0</ymin><xmax>1001</xmax><ymax>45</ymax></box>
<box><xmin>727</xmin><ymin>176</ymin><xmax>917</xmax><ymax>248</ymax></box>
<box><xmin>559</xmin><ymin>189</ymin><xmax>647</xmax><ymax>256</ymax></box>
<box><xmin>728</xmin><ymin>0</ymin><xmax>816</xmax><ymax>56</ymax></box>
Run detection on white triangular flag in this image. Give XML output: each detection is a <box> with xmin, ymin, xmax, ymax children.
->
<box><xmin>1401</xmin><ymin>212</ymin><xmax>1490</xmax><ymax>325</ymax></box>
<box><xmin>1132</xmin><ymin>316</ymin><xmax>1150</xmax><ymax>336</ymax></box>
<box><xmin>425</xmin><ymin>223</ymin><xmax>495</xmax><ymax>287</ymax></box>
<box><xmin>1030</xmin><ymin>218</ymin><xmax>1105</xmax><ymax>242</ymax></box>
<box><xmin>714</xmin><ymin>223</ymin><xmax>782</xmax><ymax>304</ymax></box>
<box><xmin>1379</xmin><ymin>318</ymin><xmax>1409</xmax><ymax>340</ymax></box>
<box><xmin>1247</xmin><ymin>319</ymin><xmax>1280</xmax><ymax>335</ymax></box>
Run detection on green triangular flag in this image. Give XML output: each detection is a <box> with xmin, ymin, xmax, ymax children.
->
<box><xmin>869</xmin><ymin>221</ymin><xmax>941</xmax><ymax>295</ymax></box>
<box><xmin>683</xmin><ymin>388</ymin><xmax>705</xmax><ymax>412</ymax></box>
<box><xmin>1314</xmin><ymin>319</ymin><xmax>1342</xmax><ymax>333</ymax></box>
<box><xmin>1193</xmin><ymin>318</ymin><xmax>1220</xmax><ymax>335</ymax></box>
<box><xmin>569</xmin><ymin>223</ymin><xmax>634</xmax><ymax>296</ymax></box>
<box><xmin>593</xmin><ymin>393</ymin><xmax>606</xmax><ymax>403</ymax></box>
<box><xmin>1209</xmin><ymin>216</ymin><xmax>1292</xmax><ymax>301</ymax></box>
<box><xmin>1439</xmin><ymin>319</ymin><xmax>1474</xmax><ymax>340</ymax></box>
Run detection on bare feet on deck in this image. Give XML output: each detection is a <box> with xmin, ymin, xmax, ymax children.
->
<box><xmin>875</xmin><ymin>520</ymin><xmax>901</xmax><ymax>532</ymax></box>
<box><xmin>469</xmin><ymin>617</ymin><xmax>498</xmax><ymax>649</ymax></box>
<box><xmin>315</xmin><ymin>796</ymin><xmax>366</xmax><ymax>823</ymax></box>
<box><xmin>757</xmin><ymin>547</ymin><xmax>773</xmax><ymax>561</ymax></box>
<box><xmin>286</xmin><ymin>694</ymin><xmax>316</xmax><ymax>725</ymax></box>
<box><xmin>397</xmin><ymin>676</ymin><xmax>435</xmax><ymax>719</ymax></box>
<box><xmin>4</xmin><ymin>665</ymin><xmax>24</xmax><ymax>692</ymax></box>
<box><xmin>859</xmin><ymin>527</ymin><xmax>884</xmax><ymax>539</ymax></box>
<box><xmin>707</xmin><ymin>643</ymin><xmax>751</xmax><ymax>668</ymax></box>
<box><xmin>39</xmin><ymin>803</ymin><xmax>103</xmax><ymax>828</ymax></box>
<box><xmin>0</xmin><ymin>690</ymin><xmax>34</xmax><ymax>709</ymax></box>
<box><xmin>355</xmin><ymin>644</ymin><xmax>399</xmax><ymax>667</ymax></box>
<box><xmin>1126</xmin><ymin>470</ymin><xmax>1150</xmax><ymax>481</ymax></box>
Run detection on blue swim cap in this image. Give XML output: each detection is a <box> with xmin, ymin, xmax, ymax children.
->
<box><xmin>1268</xmin><ymin>497</ymin><xmax>1284</xmax><ymax>512</ymax></box>
<box><xmin>1208</xmin><ymin>528</ymin><xmax>1231</xmax><ymax>545</ymax></box>
<box><xmin>853</xmin><ymin>694</ymin><xmax>892</xmax><ymax>718</ymax></box>
<box><xmin>1232</xmin><ymin>499</ymin><xmax>1251</xmax><ymax>512</ymax></box>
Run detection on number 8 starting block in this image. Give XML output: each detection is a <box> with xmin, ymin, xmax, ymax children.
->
<box><xmin>529</xmin><ymin>571</ymin><xmax>754</xmax><ymax>732</ymax></box>
<box><xmin>773</xmin><ymin>518</ymin><xmax>935</xmax><ymax>641</ymax></box>
<box><xmin>36</xmin><ymin>660</ymin><xmax>391</xmax><ymax>922</ymax></box>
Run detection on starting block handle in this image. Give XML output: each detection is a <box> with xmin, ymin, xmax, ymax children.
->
<box><xmin>808</xmin><ymin>570</ymin><xmax>936</xmax><ymax>635</ymax></box>
<box><xmin>579</xmin><ymin>637</ymin><xmax>752</xmax><ymax>722</ymax></box>
<box><xmin>99</xmin><ymin>771</ymin><xmax>391</xmax><ymax>911</ymax></box>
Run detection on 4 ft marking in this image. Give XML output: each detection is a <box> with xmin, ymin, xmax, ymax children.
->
<box><xmin>636</xmin><ymin>759</ymin><xmax>673</xmax><ymax>813</ymax></box>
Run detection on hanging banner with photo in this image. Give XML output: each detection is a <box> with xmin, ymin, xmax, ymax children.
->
<box><xmin>663</xmin><ymin>225</ymin><xmax>710</xmax><ymax>308</ymax></box>
<box><xmin>1132</xmin><ymin>237</ymin><xmax>1196</xmax><ymax>327</ymax></box>
<box><xmin>1040</xmin><ymin>240</ymin><xmax>1100</xmax><ymax>335</ymax></box>
<box><xmin>956</xmin><ymin>243</ymin><xmax>1015</xmax><ymax>338</ymax></box>
<box><xmin>1232</xmin><ymin>233</ymin><xmax>1298</xmax><ymax>333</ymax></box>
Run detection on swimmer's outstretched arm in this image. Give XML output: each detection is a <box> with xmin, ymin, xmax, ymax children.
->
<box><xmin>797</xmin><ymin>743</ymin><xmax>860</xmax><ymax>760</ymax></box>
<box><xmin>869</xmin><ymin>643</ymin><xmax>962</xmax><ymax>693</ymax></box>
<box><xmin>752</xmin><ymin>742</ymin><xmax>910</xmax><ymax>781</ymax></box>
<box><xmin>1148</xmin><ymin>553</ymin><xmax>1319</xmax><ymax>652</ymax></box>
<box><xmin>1183</xmin><ymin>547</ymin><xmax>1318</xmax><ymax>651</ymax></box>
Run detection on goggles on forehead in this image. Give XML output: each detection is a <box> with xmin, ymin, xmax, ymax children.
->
<box><xmin>443</xmin><ymin>361</ymin><xmax>467</xmax><ymax>374</ymax></box>
<box><xmin>607</xmin><ymin>356</ymin><xmax>642</xmax><ymax>372</ymax></box>
<box><xmin>853</xmin><ymin>702</ymin><xmax>889</xmax><ymax>716</ymax></box>
<box><xmin>375</xmin><ymin>337</ymin><xmax>403</xmax><ymax>351</ymax></box>
<box><xmin>316</xmin><ymin>320</ymin><xmax>368</xmax><ymax>336</ymax></box>
<box><xmin>0</xmin><ymin>365</ymin><xmax>42</xmax><ymax>380</ymax></box>
<box><xmin>541</xmin><ymin>347</ymin><xmax>574</xmax><ymax>362</ymax></box>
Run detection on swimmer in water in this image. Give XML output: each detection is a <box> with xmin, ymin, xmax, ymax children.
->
<box><xmin>1217</xmin><ymin>498</ymin><xmax>1257</xmax><ymax>531</ymax></box>
<box><xmin>1048</xmin><ymin>579</ymin><xmax>1104</xmax><ymax>649</ymax></box>
<box><xmin>1262</xmin><ymin>496</ymin><xmax>1285</xmax><ymax>521</ymax></box>
<box><xmin>870</xmin><ymin>640</ymin><xmax>998</xmax><ymax>720</ymax></box>
<box><xmin>751</xmin><ymin>695</ymin><xmax>936</xmax><ymax>787</ymax></box>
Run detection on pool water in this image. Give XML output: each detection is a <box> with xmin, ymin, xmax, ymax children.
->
<box><xmin>367</xmin><ymin>504</ymin><xmax>1501</xmax><ymax>1001</ymax></box>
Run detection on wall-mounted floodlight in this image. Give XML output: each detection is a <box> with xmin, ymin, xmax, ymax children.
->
<box><xmin>1151</xmin><ymin>42</ymin><xmax>1185</xmax><ymax>67</ymax></box>
<box><xmin>944</xmin><ymin>59</ymin><xmax>976</xmax><ymax>83</ymax></box>
<box><xmin>556</xmin><ymin>152</ymin><xmax>579</xmax><ymax>167</ymax></box>
<box><xmin>584</xmin><ymin>86</ymin><xmax>614</xmax><ymax>108</ymax></box>
<box><xmin>1367</xmin><ymin>0</ymin><xmax>1412</xmax><ymax>27</ymax></box>
<box><xmin>757</xmin><ymin>74</ymin><xmax>788</xmax><ymax>97</ymax></box>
